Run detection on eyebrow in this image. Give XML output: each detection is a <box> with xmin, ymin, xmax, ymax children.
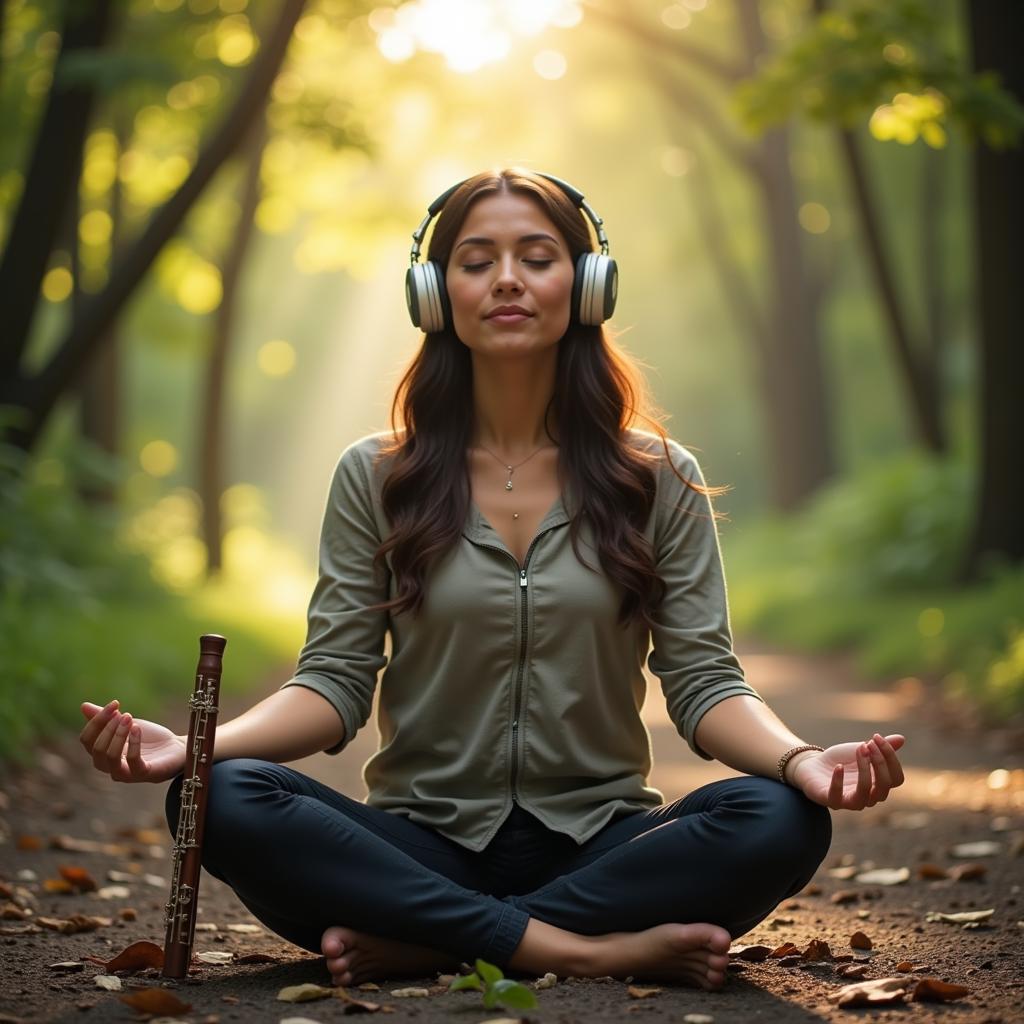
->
<box><xmin>454</xmin><ymin>233</ymin><xmax>561</xmax><ymax>251</ymax></box>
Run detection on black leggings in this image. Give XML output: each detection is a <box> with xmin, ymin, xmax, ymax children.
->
<box><xmin>166</xmin><ymin>759</ymin><xmax>832</xmax><ymax>969</ymax></box>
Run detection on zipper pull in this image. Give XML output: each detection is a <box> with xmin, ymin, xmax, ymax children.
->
<box><xmin>520</xmin><ymin>569</ymin><xmax>527</xmax><ymax>588</ymax></box>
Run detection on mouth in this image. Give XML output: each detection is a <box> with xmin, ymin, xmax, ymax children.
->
<box><xmin>485</xmin><ymin>306</ymin><xmax>533</xmax><ymax>324</ymax></box>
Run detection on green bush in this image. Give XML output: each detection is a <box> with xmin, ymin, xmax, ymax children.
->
<box><xmin>724</xmin><ymin>455</ymin><xmax>1023</xmax><ymax>720</ymax></box>
<box><xmin>0</xmin><ymin>422</ymin><xmax>301</xmax><ymax>768</ymax></box>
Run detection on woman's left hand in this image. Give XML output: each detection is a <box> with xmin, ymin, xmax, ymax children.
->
<box><xmin>790</xmin><ymin>733</ymin><xmax>906</xmax><ymax>810</ymax></box>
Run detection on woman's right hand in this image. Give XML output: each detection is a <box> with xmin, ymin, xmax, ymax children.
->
<box><xmin>79</xmin><ymin>700</ymin><xmax>186</xmax><ymax>784</ymax></box>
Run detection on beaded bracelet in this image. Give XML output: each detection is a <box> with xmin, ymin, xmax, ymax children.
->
<box><xmin>777</xmin><ymin>744</ymin><xmax>824</xmax><ymax>784</ymax></box>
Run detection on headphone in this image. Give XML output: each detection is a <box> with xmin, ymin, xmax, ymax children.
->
<box><xmin>405</xmin><ymin>171</ymin><xmax>618</xmax><ymax>334</ymax></box>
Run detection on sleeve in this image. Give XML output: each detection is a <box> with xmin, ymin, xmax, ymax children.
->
<box><xmin>647</xmin><ymin>440</ymin><xmax>764</xmax><ymax>761</ymax></box>
<box><xmin>279</xmin><ymin>442</ymin><xmax>390</xmax><ymax>755</ymax></box>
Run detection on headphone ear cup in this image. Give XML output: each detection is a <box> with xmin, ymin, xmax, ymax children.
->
<box><xmin>406</xmin><ymin>260</ymin><xmax>449</xmax><ymax>333</ymax></box>
<box><xmin>574</xmin><ymin>253</ymin><xmax>618</xmax><ymax>326</ymax></box>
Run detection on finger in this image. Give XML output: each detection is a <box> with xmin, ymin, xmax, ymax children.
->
<box><xmin>866</xmin><ymin>737</ymin><xmax>892</xmax><ymax>798</ymax></box>
<box><xmin>851</xmin><ymin>744</ymin><xmax>872</xmax><ymax>809</ymax></box>
<box><xmin>828</xmin><ymin>763</ymin><xmax>845</xmax><ymax>809</ymax></box>
<box><xmin>90</xmin><ymin>709</ymin><xmax>124</xmax><ymax>768</ymax></box>
<box><xmin>874</xmin><ymin>733</ymin><xmax>905</xmax><ymax>787</ymax></box>
<box><xmin>80</xmin><ymin>699</ymin><xmax>118</xmax><ymax>748</ymax></box>
<box><xmin>125</xmin><ymin>724</ymin><xmax>148</xmax><ymax>779</ymax></box>
<box><xmin>102</xmin><ymin>713</ymin><xmax>133</xmax><ymax>774</ymax></box>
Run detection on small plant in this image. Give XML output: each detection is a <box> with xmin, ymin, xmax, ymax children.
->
<box><xmin>448</xmin><ymin>958</ymin><xmax>539</xmax><ymax>1010</ymax></box>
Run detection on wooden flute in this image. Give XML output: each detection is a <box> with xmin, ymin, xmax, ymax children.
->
<box><xmin>162</xmin><ymin>634</ymin><xmax>226</xmax><ymax>979</ymax></box>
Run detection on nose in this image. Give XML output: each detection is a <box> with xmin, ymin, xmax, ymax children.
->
<box><xmin>492</xmin><ymin>253</ymin><xmax>523</xmax><ymax>294</ymax></box>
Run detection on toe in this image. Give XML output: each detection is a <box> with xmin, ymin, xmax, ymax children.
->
<box><xmin>705</xmin><ymin>926</ymin><xmax>732</xmax><ymax>954</ymax></box>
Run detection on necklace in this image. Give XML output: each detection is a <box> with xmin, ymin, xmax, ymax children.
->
<box><xmin>474</xmin><ymin>441</ymin><xmax>554</xmax><ymax>519</ymax></box>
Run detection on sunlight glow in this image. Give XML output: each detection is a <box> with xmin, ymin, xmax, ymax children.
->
<box><xmin>257</xmin><ymin>339</ymin><xmax>297</xmax><ymax>378</ymax></box>
<box><xmin>533</xmin><ymin>49</ymin><xmax>567</xmax><ymax>79</ymax></box>
<box><xmin>370</xmin><ymin>0</ymin><xmax>581</xmax><ymax>73</ymax></box>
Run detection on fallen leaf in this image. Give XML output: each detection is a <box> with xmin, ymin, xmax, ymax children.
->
<box><xmin>854</xmin><ymin>867</ymin><xmax>910</xmax><ymax>885</ymax></box>
<box><xmin>950</xmin><ymin>841</ymin><xmax>1001</xmax><ymax>857</ymax></box>
<box><xmin>0</xmin><ymin>923</ymin><xmax>42</xmax><ymax>935</ymax></box>
<box><xmin>277</xmin><ymin>983</ymin><xmax>334</xmax><ymax>1002</ymax></box>
<box><xmin>42</xmin><ymin>879</ymin><xmax>74</xmax><ymax>894</ymax></box>
<box><xmin>769</xmin><ymin>942</ymin><xmax>801</xmax><ymax>958</ymax></box>
<box><xmin>830</xmin><ymin>890</ymin><xmax>858</xmax><ymax>904</ymax></box>
<box><xmin>36</xmin><ymin>914</ymin><xmax>111</xmax><ymax>934</ymax></box>
<box><xmin>850</xmin><ymin>931</ymin><xmax>873</xmax><ymax>950</ymax></box>
<box><xmin>225</xmin><ymin>923</ymin><xmax>262</xmax><ymax>934</ymax></box>
<box><xmin>118</xmin><ymin>908</ymin><xmax>137</xmax><ymax>922</ymax></box>
<box><xmin>196</xmin><ymin>951</ymin><xmax>235</xmax><ymax>965</ymax></box>
<box><xmin>58</xmin><ymin>866</ymin><xmax>97</xmax><ymax>891</ymax></box>
<box><xmin>837</xmin><ymin>964</ymin><xmax>869</xmax><ymax>979</ymax></box>
<box><xmin>728</xmin><ymin>944</ymin><xmax>772</xmax><ymax>962</ymax></box>
<box><xmin>48</xmin><ymin>962</ymin><xmax>85</xmax><ymax>972</ymax></box>
<box><xmin>924</xmin><ymin>909</ymin><xmax>995</xmax><ymax>924</ymax></box>
<box><xmin>333</xmin><ymin>987</ymin><xmax>383</xmax><ymax>1011</ymax></box>
<box><xmin>1</xmin><ymin>901</ymin><xmax>30</xmax><ymax>919</ymax></box>
<box><xmin>534</xmin><ymin>972</ymin><xmax>558</xmax><ymax>989</ymax></box>
<box><xmin>114</xmin><ymin>826</ymin><xmax>165</xmax><ymax>845</ymax></box>
<box><xmin>107</xmin><ymin>870</ymin><xmax>135</xmax><ymax>883</ymax></box>
<box><xmin>118</xmin><ymin>988</ymin><xmax>192</xmax><ymax>1014</ymax></box>
<box><xmin>143</xmin><ymin>873</ymin><xmax>166</xmax><ymax>888</ymax></box>
<box><xmin>85</xmin><ymin>940</ymin><xmax>164</xmax><ymax>973</ymax></box>
<box><xmin>195</xmin><ymin>922</ymin><xmax>219</xmax><ymax>931</ymax></box>
<box><xmin>910</xmin><ymin>978</ymin><xmax>971</xmax><ymax>1002</ymax></box>
<box><xmin>94</xmin><ymin>975</ymin><xmax>122</xmax><ymax>991</ymax></box>
<box><xmin>390</xmin><ymin>987</ymin><xmax>430</xmax><ymax>997</ymax></box>
<box><xmin>95</xmin><ymin>885</ymin><xmax>131</xmax><ymax>900</ymax></box>
<box><xmin>917</xmin><ymin>863</ymin><xmax>949</xmax><ymax>879</ymax></box>
<box><xmin>829</xmin><ymin>977</ymin><xmax>911</xmax><ymax>1007</ymax></box>
<box><xmin>826</xmin><ymin>866</ymin><xmax>858</xmax><ymax>879</ymax></box>
<box><xmin>948</xmin><ymin>862</ymin><xmax>988</xmax><ymax>881</ymax></box>
<box><xmin>627</xmin><ymin>985</ymin><xmax>662</xmax><ymax>999</ymax></box>
<box><xmin>16</xmin><ymin>834</ymin><xmax>43</xmax><ymax>850</ymax></box>
<box><xmin>683</xmin><ymin>1014</ymin><xmax>714</xmax><ymax>1024</ymax></box>
<box><xmin>50</xmin><ymin>835</ymin><xmax>130</xmax><ymax>856</ymax></box>
<box><xmin>803</xmin><ymin>939</ymin><xmax>832</xmax><ymax>961</ymax></box>
<box><xmin>357</xmin><ymin>982</ymin><xmax>381</xmax><ymax>991</ymax></box>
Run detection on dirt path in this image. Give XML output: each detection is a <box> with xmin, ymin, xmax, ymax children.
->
<box><xmin>1</xmin><ymin>644</ymin><xmax>1022</xmax><ymax>1024</ymax></box>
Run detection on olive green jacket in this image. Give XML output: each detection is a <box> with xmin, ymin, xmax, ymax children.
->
<box><xmin>281</xmin><ymin>429</ymin><xmax>764</xmax><ymax>852</ymax></box>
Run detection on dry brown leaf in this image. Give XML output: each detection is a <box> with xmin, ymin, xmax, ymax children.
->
<box><xmin>0</xmin><ymin>923</ymin><xmax>41</xmax><ymax>935</ymax></box>
<box><xmin>42</xmin><ymin>878</ymin><xmax>74</xmax><ymax>894</ymax></box>
<box><xmin>118</xmin><ymin>908</ymin><xmax>137</xmax><ymax>922</ymax></box>
<box><xmin>114</xmin><ymin>827</ymin><xmax>165</xmax><ymax>845</ymax></box>
<box><xmin>37</xmin><ymin>914</ymin><xmax>111</xmax><ymax>934</ymax></box>
<box><xmin>277</xmin><ymin>983</ymin><xmax>334</xmax><ymax>1002</ymax></box>
<box><xmin>58</xmin><ymin>865</ymin><xmax>97</xmax><ymax>891</ymax></box>
<box><xmin>829</xmin><ymin>977</ymin><xmax>911</xmax><ymax>1007</ymax></box>
<box><xmin>896</xmin><ymin>960</ymin><xmax>915</xmax><ymax>971</ymax></box>
<box><xmin>803</xmin><ymin>939</ymin><xmax>833</xmax><ymax>961</ymax></box>
<box><xmin>910</xmin><ymin>978</ymin><xmax>971</xmax><ymax>1002</ymax></box>
<box><xmin>16</xmin><ymin>834</ymin><xmax>42</xmax><ymax>850</ymax></box>
<box><xmin>1</xmin><ymin>901</ymin><xmax>30</xmax><ymax>919</ymax></box>
<box><xmin>837</xmin><ymin>964</ymin><xmax>869</xmax><ymax>979</ymax></box>
<box><xmin>333</xmin><ymin>986</ymin><xmax>383</xmax><ymax>1011</ymax></box>
<box><xmin>728</xmin><ymin>944</ymin><xmax>772</xmax><ymax>962</ymax></box>
<box><xmin>769</xmin><ymin>942</ymin><xmax>801</xmax><ymax>958</ymax></box>
<box><xmin>50</xmin><ymin>834</ymin><xmax>130</xmax><ymax>856</ymax></box>
<box><xmin>917</xmin><ymin>863</ymin><xmax>949</xmax><ymax>879</ymax></box>
<box><xmin>0</xmin><ymin>881</ymin><xmax>12</xmax><ymax>899</ymax></box>
<box><xmin>357</xmin><ymin>982</ymin><xmax>382</xmax><ymax>991</ymax></box>
<box><xmin>118</xmin><ymin>987</ymin><xmax>192</xmax><ymax>1015</ymax></box>
<box><xmin>854</xmin><ymin>867</ymin><xmax>910</xmax><ymax>885</ymax></box>
<box><xmin>48</xmin><ymin>962</ymin><xmax>84</xmax><ymax>972</ymax></box>
<box><xmin>830</xmin><ymin>889</ymin><xmax>858</xmax><ymax>904</ymax></box>
<box><xmin>390</xmin><ymin>987</ymin><xmax>430</xmax><ymax>997</ymax></box>
<box><xmin>84</xmin><ymin>939</ymin><xmax>164</xmax><ymax>973</ymax></box>
<box><xmin>850</xmin><ymin>931</ymin><xmax>873</xmax><ymax>950</ymax></box>
<box><xmin>627</xmin><ymin>985</ymin><xmax>662</xmax><ymax>999</ymax></box>
<box><xmin>948</xmin><ymin>862</ymin><xmax>987</xmax><ymax>881</ymax></box>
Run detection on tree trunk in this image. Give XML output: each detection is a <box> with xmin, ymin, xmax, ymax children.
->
<box><xmin>201</xmin><ymin>114</ymin><xmax>268</xmax><ymax>575</ymax></box>
<box><xmin>960</xmin><ymin>2</ymin><xmax>1024</xmax><ymax>578</ymax></box>
<box><xmin>0</xmin><ymin>0</ymin><xmax>114</xmax><ymax>383</ymax></box>
<box><xmin>0</xmin><ymin>0</ymin><xmax>307</xmax><ymax>453</ymax></box>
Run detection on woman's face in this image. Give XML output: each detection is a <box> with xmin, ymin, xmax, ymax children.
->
<box><xmin>445</xmin><ymin>190</ymin><xmax>575</xmax><ymax>358</ymax></box>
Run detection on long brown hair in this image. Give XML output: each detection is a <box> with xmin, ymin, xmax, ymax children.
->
<box><xmin>369</xmin><ymin>168</ymin><xmax>724</xmax><ymax>629</ymax></box>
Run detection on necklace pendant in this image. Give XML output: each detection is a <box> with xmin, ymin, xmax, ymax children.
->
<box><xmin>505</xmin><ymin>480</ymin><xmax>513</xmax><ymax>491</ymax></box>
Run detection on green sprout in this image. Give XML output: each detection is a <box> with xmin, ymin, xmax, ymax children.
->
<box><xmin>448</xmin><ymin>958</ymin><xmax>540</xmax><ymax>1010</ymax></box>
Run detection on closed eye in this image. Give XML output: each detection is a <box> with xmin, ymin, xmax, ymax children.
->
<box><xmin>460</xmin><ymin>259</ymin><xmax>555</xmax><ymax>272</ymax></box>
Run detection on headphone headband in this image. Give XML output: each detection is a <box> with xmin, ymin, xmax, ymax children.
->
<box><xmin>405</xmin><ymin>170</ymin><xmax>618</xmax><ymax>332</ymax></box>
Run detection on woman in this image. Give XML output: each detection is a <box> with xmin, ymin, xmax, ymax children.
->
<box><xmin>79</xmin><ymin>168</ymin><xmax>906</xmax><ymax>993</ymax></box>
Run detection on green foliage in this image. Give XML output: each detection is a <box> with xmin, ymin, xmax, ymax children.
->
<box><xmin>0</xmin><ymin>421</ymin><xmax>298</xmax><ymax>767</ymax></box>
<box><xmin>448</xmin><ymin>959</ymin><xmax>539</xmax><ymax>1011</ymax></box>
<box><xmin>725</xmin><ymin>455</ymin><xmax>1023</xmax><ymax>718</ymax></box>
<box><xmin>733</xmin><ymin>0</ymin><xmax>1024</xmax><ymax>149</ymax></box>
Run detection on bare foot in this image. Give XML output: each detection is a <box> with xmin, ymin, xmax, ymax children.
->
<box><xmin>321</xmin><ymin>925</ymin><xmax>461</xmax><ymax>987</ymax></box>
<box><xmin>583</xmin><ymin>922</ymin><xmax>733</xmax><ymax>991</ymax></box>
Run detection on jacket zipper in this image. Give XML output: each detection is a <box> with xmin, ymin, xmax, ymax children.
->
<box><xmin>466</xmin><ymin>533</ymin><xmax>544</xmax><ymax>802</ymax></box>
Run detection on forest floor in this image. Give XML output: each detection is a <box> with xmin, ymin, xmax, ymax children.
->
<box><xmin>1</xmin><ymin>643</ymin><xmax>1022</xmax><ymax>1024</ymax></box>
